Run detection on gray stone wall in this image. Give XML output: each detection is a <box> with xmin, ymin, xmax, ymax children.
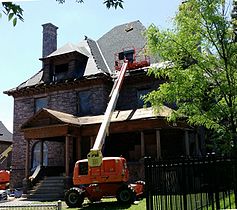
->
<box><xmin>117</xmin><ymin>76</ymin><xmax>162</xmax><ymax>110</ymax></box>
<box><xmin>46</xmin><ymin>141</ymin><xmax>65</xmax><ymax>167</ymax></box>
<box><xmin>11</xmin><ymin>96</ymin><xmax>34</xmax><ymax>188</ymax></box>
<box><xmin>11</xmin><ymin>83</ymin><xmax>110</xmax><ymax>188</ymax></box>
<box><xmin>48</xmin><ymin>84</ymin><xmax>109</xmax><ymax>116</ymax></box>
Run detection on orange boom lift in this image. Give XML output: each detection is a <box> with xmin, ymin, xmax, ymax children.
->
<box><xmin>65</xmin><ymin>48</ymin><xmax>149</xmax><ymax>208</ymax></box>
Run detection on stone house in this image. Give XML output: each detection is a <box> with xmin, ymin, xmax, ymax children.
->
<box><xmin>0</xmin><ymin>121</ymin><xmax>12</xmax><ymax>170</ymax></box>
<box><xmin>4</xmin><ymin>20</ymin><xmax>203</xmax><ymax>190</ymax></box>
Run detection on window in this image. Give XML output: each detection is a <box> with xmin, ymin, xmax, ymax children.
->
<box><xmin>118</xmin><ymin>49</ymin><xmax>134</xmax><ymax>63</ymax></box>
<box><xmin>77</xmin><ymin>91</ymin><xmax>91</xmax><ymax>116</ymax></box>
<box><xmin>53</xmin><ymin>63</ymin><xmax>69</xmax><ymax>81</ymax></box>
<box><xmin>35</xmin><ymin>97</ymin><xmax>48</xmax><ymax>112</ymax></box>
<box><xmin>137</xmin><ymin>89</ymin><xmax>151</xmax><ymax>108</ymax></box>
<box><xmin>79</xmin><ymin>162</ymin><xmax>88</xmax><ymax>175</ymax></box>
<box><xmin>32</xmin><ymin>141</ymin><xmax>48</xmax><ymax>171</ymax></box>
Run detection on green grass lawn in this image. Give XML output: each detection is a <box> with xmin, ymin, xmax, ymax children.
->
<box><xmin>61</xmin><ymin>198</ymin><xmax>146</xmax><ymax>210</ymax></box>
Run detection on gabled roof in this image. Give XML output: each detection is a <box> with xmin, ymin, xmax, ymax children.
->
<box><xmin>21</xmin><ymin>108</ymin><xmax>81</xmax><ymax>129</ymax></box>
<box><xmin>0</xmin><ymin>121</ymin><xmax>12</xmax><ymax>143</ymax></box>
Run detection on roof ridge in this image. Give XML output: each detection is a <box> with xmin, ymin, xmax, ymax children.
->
<box><xmin>95</xmin><ymin>40</ymin><xmax>112</xmax><ymax>74</ymax></box>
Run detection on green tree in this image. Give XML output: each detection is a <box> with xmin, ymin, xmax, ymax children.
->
<box><xmin>145</xmin><ymin>0</ymin><xmax>237</xmax><ymax>154</ymax></box>
<box><xmin>1</xmin><ymin>0</ymin><xmax>123</xmax><ymax>26</ymax></box>
<box><xmin>1</xmin><ymin>2</ymin><xmax>23</xmax><ymax>26</ymax></box>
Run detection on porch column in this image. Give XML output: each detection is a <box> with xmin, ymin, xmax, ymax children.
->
<box><xmin>185</xmin><ymin>130</ymin><xmax>190</xmax><ymax>156</ymax></box>
<box><xmin>141</xmin><ymin>131</ymin><xmax>145</xmax><ymax>157</ymax></box>
<box><xmin>76</xmin><ymin>136</ymin><xmax>81</xmax><ymax>160</ymax></box>
<box><xmin>90</xmin><ymin>136</ymin><xmax>95</xmax><ymax>148</ymax></box>
<box><xmin>40</xmin><ymin>141</ymin><xmax>44</xmax><ymax>166</ymax></box>
<box><xmin>23</xmin><ymin>139</ymin><xmax>30</xmax><ymax>194</ymax></box>
<box><xmin>156</xmin><ymin>129</ymin><xmax>161</xmax><ymax>159</ymax></box>
<box><xmin>195</xmin><ymin>133</ymin><xmax>200</xmax><ymax>155</ymax></box>
<box><xmin>65</xmin><ymin>135</ymin><xmax>70</xmax><ymax>177</ymax></box>
<box><xmin>25</xmin><ymin>139</ymin><xmax>30</xmax><ymax>179</ymax></box>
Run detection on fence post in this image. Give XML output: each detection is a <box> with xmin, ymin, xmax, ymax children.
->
<box><xmin>145</xmin><ymin>156</ymin><xmax>153</xmax><ymax>210</ymax></box>
<box><xmin>234</xmin><ymin>157</ymin><xmax>237</xmax><ymax>208</ymax></box>
<box><xmin>181</xmin><ymin>157</ymin><xmax>187</xmax><ymax>210</ymax></box>
<box><xmin>213</xmin><ymin>155</ymin><xmax>220</xmax><ymax>210</ymax></box>
<box><xmin>57</xmin><ymin>200</ymin><xmax>62</xmax><ymax>210</ymax></box>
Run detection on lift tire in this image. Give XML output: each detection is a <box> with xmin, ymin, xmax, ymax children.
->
<box><xmin>65</xmin><ymin>188</ymin><xmax>85</xmax><ymax>208</ymax></box>
<box><xmin>116</xmin><ymin>185</ymin><xmax>136</xmax><ymax>204</ymax></box>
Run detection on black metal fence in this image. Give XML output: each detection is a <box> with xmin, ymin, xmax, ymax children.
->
<box><xmin>144</xmin><ymin>155</ymin><xmax>237</xmax><ymax>210</ymax></box>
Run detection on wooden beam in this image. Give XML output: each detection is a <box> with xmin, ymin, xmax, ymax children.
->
<box><xmin>22</xmin><ymin>125</ymin><xmax>69</xmax><ymax>139</ymax></box>
<box><xmin>80</xmin><ymin>119</ymin><xmax>186</xmax><ymax>136</ymax></box>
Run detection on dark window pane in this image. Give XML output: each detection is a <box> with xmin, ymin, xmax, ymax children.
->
<box><xmin>35</xmin><ymin>97</ymin><xmax>48</xmax><ymax>112</ymax></box>
<box><xmin>78</xmin><ymin>91</ymin><xmax>91</xmax><ymax>116</ymax></box>
<box><xmin>137</xmin><ymin>89</ymin><xmax>151</xmax><ymax>108</ymax></box>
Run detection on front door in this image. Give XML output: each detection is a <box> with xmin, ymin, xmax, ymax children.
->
<box><xmin>32</xmin><ymin>141</ymin><xmax>48</xmax><ymax>171</ymax></box>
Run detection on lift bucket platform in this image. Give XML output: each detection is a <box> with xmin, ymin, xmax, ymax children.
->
<box><xmin>87</xmin><ymin>149</ymin><xmax>103</xmax><ymax>167</ymax></box>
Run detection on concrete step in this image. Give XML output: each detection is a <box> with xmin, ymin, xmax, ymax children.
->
<box><xmin>27</xmin><ymin>176</ymin><xmax>65</xmax><ymax>201</ymax></box>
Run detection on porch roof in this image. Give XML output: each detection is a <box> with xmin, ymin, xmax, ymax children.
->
<box><xmin>21</xmin><ymin>106</ymin><xmax>172</xmax><ymax>130</ymax></box>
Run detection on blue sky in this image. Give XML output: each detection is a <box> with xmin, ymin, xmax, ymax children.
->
<box><xmin>0</xmin><ymin>0</ymin><xmax>181</xmax><ymax>132</ymax></box>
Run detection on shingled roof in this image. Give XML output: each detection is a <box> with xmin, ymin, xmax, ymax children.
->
<box><xmin>0</xmin><ymin>121</ymin><xmax>12</xmax><ymax>143</ymax></box>
<box><xmin>98</xmin><ymin>20</ymin><xmax>147</xmax><ymax>73</ymax></box>
<box><xmin>21</xmin><ymin>106</ymin><xmax>173</xmax><ymax>130</ymax></box>
<box><xmin>4</xmin><ymin>20</ymin><xmax>150</xmax><ymax>94</ymax></box>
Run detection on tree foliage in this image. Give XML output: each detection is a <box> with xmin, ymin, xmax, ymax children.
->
<box><xmin>145</xmin><ymin>0</ymin><xmax>237</xmax><ymax>154</ymax></box>
<box><xmin>1</xmin><ymin>0</ymin><xmax>124</xmax><ymax>26</ymax></box>
<box><xmin>56</xmin><ymin>0</ymin><xmax>124</xmax><ymax>9</ymax></box>
<box><xmin>1</xmin><ymin>2</ymin><xmax>23</xmax><ymax>26</ymax></box>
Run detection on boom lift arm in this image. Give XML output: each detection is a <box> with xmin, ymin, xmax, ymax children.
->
<box><xmin>87</xmin><ymin>61</ymin><xmax>128</xmax><ymax>167</ymax></box>
<box><xmin>0</xmin><ymin>145</ymin><xmax>12</xmax><ymax>164</ymax></box>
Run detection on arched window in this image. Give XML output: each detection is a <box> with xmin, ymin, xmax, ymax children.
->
<box><xmin>32</xmin><ymin>141</ymin><xmax>48</xmax><ymax>170</ymax></box>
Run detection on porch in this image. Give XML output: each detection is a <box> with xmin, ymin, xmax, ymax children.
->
<box><xmin>20</xmin><ymin>107</ymin><xmax>198</xmax><ymax>196</ymax></box>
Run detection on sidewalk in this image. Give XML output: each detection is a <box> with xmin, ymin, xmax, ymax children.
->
<box><xmin>0</xmin><ymin>196</ymin><xmax>33</xmax><ymax>205</ymax></box>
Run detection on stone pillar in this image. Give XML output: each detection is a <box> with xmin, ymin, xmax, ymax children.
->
<box><xmin>141</xmin><ymin>131</ymin><xmax>145</xmax><ymax>157</ymax></box>
<box><xmin>156</xmin><ymin>129</ymin><xmax>161</xmax><ymax>158</ymax></box>
<box><xmin>185</xmin><ymin>130</ymin><xmax>190</xmax><ymax>156</ymax></box>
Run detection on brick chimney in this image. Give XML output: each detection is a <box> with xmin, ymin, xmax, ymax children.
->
<box><xmin>42</xmin><ymin>23</ymin><xmax>58</xmax><ymax>58</ymax></box>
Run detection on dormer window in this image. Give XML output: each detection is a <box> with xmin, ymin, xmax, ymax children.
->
<box><xmin>53</xmin><ymin>63</ymin><xmax>69</xmax><ymax>81</ymax></box>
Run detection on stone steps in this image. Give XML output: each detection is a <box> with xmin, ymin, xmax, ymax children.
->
<box><xmin>27</xmin><ymin>176</ymin><xmax>65</xmax><ymax>201</ymax></box>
